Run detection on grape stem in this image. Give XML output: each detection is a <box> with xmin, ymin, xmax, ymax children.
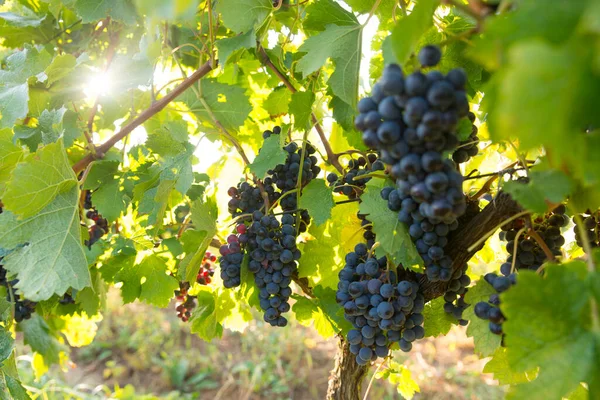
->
<box><xmin>362</xmin><ymin>358</ymin><xmax>387</xmax><ymax>400</ymax></box>
<box><xmin>527</xmin><ymin>225</ymin><xmax>556</xmax><ymax>262</ymax></box>
<box><xmin>351</xmin><ymin>172</ymin><xmax>388</xmax><ymax>181</ymax></box>
<box><xmin>510</xmin><ymin>227</ymin><xmax>527</xmax><ymax>275</ymax></box>
<box><xmin>463</xmin><ymin>167</ymin><xmax>528</xmax><ymax>181</ymax></box>
<box><xmin>256</xmin><ymin>45</ymin><xmax>344</xmax><ymax>174</ymax></box>
<box><xmin>72</xmin><ymin>60</ymin><xmax>215</xmax><ymax>173</ymax></box>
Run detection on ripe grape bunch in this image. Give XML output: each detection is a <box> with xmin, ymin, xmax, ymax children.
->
<box><xmin>197</xmin><ymin>251</ymin><xmax>216</xmax><ymax>285</ymax></box>
<box><xmin>337</xmin><ymin>243</ymin><xmax>425</xmax><ymax>365</ymax></box>
<box><xmin>83</xmin><ymin>191</ymin><xmax>109</xmax><ymax>249</ymax></box>
<box><xmin>442</xmin><ymin>263</ymin><xmax>470</xmax><ymax>325</ymax></box>
<box><xmin>174</xmin><ymin>282</ymin><xmax>196</xmax><ymax>322</ymax></box>
<box><xmin>326</xmin><ymin>154</ymin><xmax>385</xmax><ymax>199</ymax></box>
<box><xmin>475</xmin><ymin>204</ymin><xmax>567</xmax><ymax>336</ymax></box>
<box><xmin>355</xmin><ymin>45</ymin><xmax>471</xmax><ymax>282</ymax></box>
<box><xmin>220</xmin><ymin>127</ymin><xmax>318</xmax><ymax>325</ymax></box>
<box><xmin>0</xmin><ymin>262</ymin><xmax>37</xmax><ymax>323</ymax></box>
<box><xmin>573</xmin><ymin>210</ymin><xmax>600</xmax><ymax>249</ymax></box>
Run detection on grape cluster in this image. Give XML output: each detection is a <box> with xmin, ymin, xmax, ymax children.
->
<box><xmin>337</xmin><ymin>243</ymin><xmax>425</xmax><ymax>365</ymax></box>
<box><xmin>442</xmin><ymin>263</ymin><xmax>470</xmax><ymax>325</ymax></box>
<box><xmin>197</xmin><ymin>251</ymin><xmax>216</xmax><ymax>285</ymax></box>
<box><xmin>326</xmin><ymin>154</ymin><xmax>385</xmax><ymax>199</ymax></box>
<box><xmin>475</xmin><ymin>206</ymin><xmax>567</xmax><ymax>336</ymax></box>
<box><xmin>83</xmin><ymin>191</ymin><xmax>109</xmax><ymax>249</ymax></box>
<box><xmin>355</xmin><ymin>46</ymin><xmax>471</xmax><ymax>282</ymax></box>
<box><xmin>0</xmin><ymin>262</ymin><xmax>37</xmax><ymax>323</ymax></box>
<box><xmin>174</xmin><ymin>282</ymin><xmax>195</xmax><ymax>322</ymax></box>
<box><xmin>219</xmin><ymin>224</ymin><xmax>246</xmax><ymax>288</ymax></box>
<box><xmin>573</xmin><ymin>210</ymin><xmax>600</xmax><ymax>249</ymax></box>
<box><xmin>247</xmin><ymin>211</ymin><xmax>299</xmax><ymax>327</ymax></box>
<box><xmin>220</xmin><ymin>126</ymin><xmax>318</xmax><ymax>325</ymax></box>
<box><xmin>474</xmin><ymin>272</ymin><xmax>516</xmax><ymax>335</ymax></box>
<box><xmin>498</xmin><ymin>206</ymin><xmax>567</xmax><ymax>275</ymax></box>
<box><xmin>452</xmin><ymin>112</ymin><xmax>480</xmax><ymax>164</ymax></box>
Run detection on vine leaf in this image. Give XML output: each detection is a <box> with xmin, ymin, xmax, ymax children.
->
<box><xmin>0</xmin><ymin>45</ymin><xmax>52</xmax><ymax>128</ymax></box>
<box><xmin>181</xmin><ymin>79</ymin><xmax>252</xmax><ymax>132</ymax></box>
<box><xmin>146</xmin><ymin>120</ymin><xmax>189</xmax><ymax>157</ymax></box>
<box><xmin>297</xmin><ymin>24</ymin><xmax>362</xmax><ymax>109</ymax></box>
<box><xmin>376</xmin><ymin>361</ymin><xmax>420</xmax><ymax>400</ymax></box>
<box><xmin>0</xmin><ymin>128</ymin><xmax>25</xmax><ymax>196</ymax></box>
<box><xmin>20</xmin><ymin>315</ymin><xmax>64</xmax><ymax>366</ymax></box>
<box><xmin>289</xmin><ymin>91</ymin><xmax>315</xmax><ymax>130</ymax></box>
<box><xmin>263</xmin><ymin>86</ymin><xmax>291</xmax><ymax>118</ymax></box>
<box><xmin>0</xmin><ymin>12</ymin><xmax>57</xmax><ymax>49</ymax></box>
<box><xmin>299</xmin><ymin>179</ymin><xmax>334</xmax><ymax>226</ymax></box>
<box><xmin>179</xmin><ymin>197</ymin><xmax>219</xmax><ymax>283</ymax></box>
<box><xmin>304</xmin><ymin>0</ymin><xmax>358</xmax><ymax>32</ymax></box>
<box><xmin>44</xmin><ymin>54</ymin><xmax>77</xmax><ymax>87</ymax></box>
<box><xmin>190</xmin><ymin>288</ymin><xmax>236</xmax><ymax>341</ymax></box>
<box><xmin>216</xmin><ymin>0</ymin><xmax>272</xmax><ymax>34</ymax></box>
<box><xmin>298</xmin><ymin>201</ymin><xmax>362</xmax><ymax>290</ymax></box>
<box><xmin>13</xmin><ymin>108</ymin><xmax>75</xmax><ymax>151</ymax></box>
<box><xmin>115</xmin><ymin>255</ymin><xmax>179</xmax><ymax>307</ymax></box>
<box><xmin>3</xmin><ymin>140</ymin><xmax>77</xmax><ymax>218</ymax></box>
<box><xmin>463</xmin><ymin>278</ymin><xmax>502</xmax><ymax>357</ymax></box>
<box><xmin>0</xmin><ymin>328</ymin><xmax>14</xmax><ymax>365</ymax></box>
<box><xmin>0</xmin><ymin>368</ymin><xmax>29</xmax><ymax>400</ymax></box>
<box><xmin>502</xmin><ymin>263</ymin><xmax>599</xmax><ymax>400</ymax></box>
<box><xmin>292</xmin><ymin>286</ymin><xmax>351</xmax><ymax>338</ymax></box>
<box><xmin>503</xmin><ymin>170</ymin><xmax>574</xmax><ymax>213</ymax></box>
<box><xmin>83</xmin><ymin>160</ymin><xmax>127</xmax><ymax>222</ymax></box>
<box><xmin>359</xmin><ymin>179</ymin><xmax>423</xmax><ymax>271</ymax></box>
<box><xmin>390</xmin><ymin>0</ymin><xmax>440</xmax><ymax>64</ymax></box>
<box><xmin>248</xmin><ymin>134</ymin><xmax>287</xmax><ymax>179</ymax></box>
<box><xmin>74</xmin><ymin>0</ymin><xmax>138</xmax><ymax>24</ymax></box>
<box><xmin>216</xmin><ymin>30</ymin><xmax>255</xmax><ymax>67</ymax></box>
<box><xmin>483</xmin><ymin>347</ymin><xmax>530</xmax><ymax>386</ymax></box>
<box><xmin>422</xmin><ymin>297</ymin><xmax>455</xmax><ymax>337</ymax></box>
<box><xmin>0</xmin><ymin>185</ymin><xmax>91</xmax><ymax>301</ymax></box>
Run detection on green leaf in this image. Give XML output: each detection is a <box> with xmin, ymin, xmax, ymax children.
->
<box><xmin>83</xmin><ymin>161</ymin><xmax>127</xmax><ymax>222</ymax></box>
<box><xmin>0</xmin><ymin>328</ymin><xmax>14</xmax><ymax>365</ymax></box>
<box><xmin>133</xmin><ymin>0</ymin><xmax>201</xmax><ymax>21</ymax></box>
<box><xmin>299</xmin><ymin>179</ymin><xmax>334</xmax><ymax>226</ymax></box>
<box><xmin>303</xmin><ymin>0</ymin><xmax>358</xmax><ymax>32</ymax></box>
<box><xmin>359</xmin><ymin>179</ymin><xmax>423</xmax><ymax>270</ymax></box>
<box><xmin>502</xmin><ymin>263</ymin><xmax>598</xmax><ymax>400</ymax></box>
<box><xmin>292</xmin><ymin>286</ymin><xmax>349</xmax><ymax>338</ymax></box>
<box><xmin>115</xmin><ymin>255</ymin><xmax>179</xmax><ymax>307</ymax></box>
<box><xmin>297</xmin><ymin>24</ymin><xmax>362</xmax><ymax>108</ymax></box>
<box><xmin>376</xmin><ymin>361</ymin><xmax>420</xmax><ymax>400</ymax></box>
<box><xmin>248</xmin><ymin>134</ymin><xmax>287</xmax><ymax>179</ymax></box>
<box><xmin>503</xmin><ymin>170</ymin><xmax>574</xmax><ymax>213</ymax></box>
<box><xmin>44</xmin><ymin>54</ymin><xmax>77</xmax><ymax>87</ymax></box>
<box><xmin>13</xmin><ymin>107</ymin><xmax>72</xmax><ymax>151</ymax></box>
<box><xmin>190</xmin><ymin>288</ymin><xmax>235</xmax><ymax>341</ymax></box>
<box><xmin>0</xmin><ymin>185</ymin><xmax>90</xmax><ymax>301</ymax></box>
<box><xmin>75</xmin><ymin>0</ymin><xmax>138</xmax><ymax>24</ymax></box>
<box><xmin>289</xmin><ymin>91</ymin><xmax>315</xmax><ymax>130</ymax></box>
<box><xmin>146</xmin><ymin>120</ymin><xmax>189</xmax><ymax>157</ymax></box>
<box><xmin>20</xmin><ymin>315</ymin><xmax>64</xmax><ymax>365</ymax></box>
<box><xmin>422</xmin><ymin>297</ymin><xmax>455</xmax><ymax>337</ymax></box>
<box><xmin>262</xmin><ymin>86</ymin><xmax>291</xmax><ymax>117</ymax></box>
<box><xmin>180</xmin><ymin>197</ymin><xmax>219</xmax><ymax>283</ymax></box>
<box><xmin>0</xmin><ymin>370</ymin><xmax>30</xmax><ymax>400</ymax></box>
<box><xmin>298</xmin><ymin>200</ymin><xmax>363</xmax><ymax>290</ymax></box>
<box><xmin>215</xmin><ymin>30</ymin><xmax>255</xmax><ymax>66</ymax></box>
<box><xmin>182</xmin><ymin>79</ymin><xmax>252</xmax><ymax>131</ymax></box>
<box><xmin>390</xmin><ymin>0</ymin><xmax>440</xmax><ymax>64</ymax></box>
<box><xmin>0</xmin><ymin>46</ymin><xmax>52</xmax><ymax>128</ymax></box>
<box><xmin>0</xmin><ymin>129</ymin><xmax>25</xmax><ymax>196</ymax></box>
<box><xmin>483</xmin><ymin>347</ymin><xmax>530</xmax><ymax>386</ymax></box>
<box><xmin>3</xmin><ymin>140</ymin><xmax>77</xmax><ymax>218</ymax></box>
<box><xmin>216</xmin><ymin>0</ymin><xmax>272</xmax><ymax>34</ymax></box>
<box><xmin>0</xmin><ymin>11</ymin><xmax>57</xmax><ymax>49</ymax></box>
<box><xmin>463</xmin><ymin>278</ymin><xmax>502</xmax><ymax>357</ymax></box>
